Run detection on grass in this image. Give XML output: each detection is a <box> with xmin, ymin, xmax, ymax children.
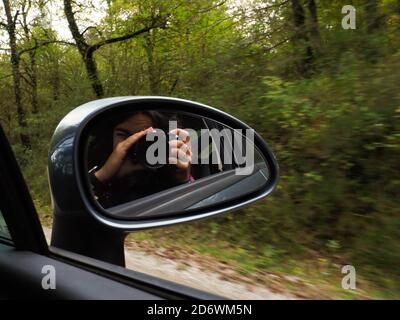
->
<box><xmin>126</xmin><ymin>223</ymin><xmax>399</xmax><ymax>300</ymax></box>
<box><xmin>29</xmin><ymin>177</ymin><xmax>399</xmax><ymax>300</ymax></box>
<box><xmin>26</xmin><ymin>160</ymin><xmax>399</xmax><ymax>300</ymax></box>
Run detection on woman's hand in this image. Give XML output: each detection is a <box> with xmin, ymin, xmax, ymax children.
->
<box><xmin>95</xmin><ymin>127</ymin><xmax>154</xmax><ymax>183</ymax></box>
<box><xmin>168</xmin><ymin>128</ymin><xmax>192</xmax><ymax>183</ymax></box>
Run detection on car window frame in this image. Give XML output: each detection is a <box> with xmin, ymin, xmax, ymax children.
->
<box><xmin>0</xmin><ymin>126</ymin><xmax>48</xmax><ymax>253</ymax></box>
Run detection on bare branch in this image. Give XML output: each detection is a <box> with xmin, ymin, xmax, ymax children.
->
<box><xmin>89</xmin><ymin>20</ymin><xmax>164</xmax><ymax>52</ymax></box>
<box><xmin>0</xmin><ymin>73</ymin><xmax>14</xmax><ymax>81</ymax></box>
<box><xmin>81</xmin><ymin>26</ymin><xmax>102</xmax><ymax>37</ymax></box>
<box><xmin>21</xmin><ymin>72</ymin><xmax>33</xmax><ymax>87</ymax></box>
<box><xmin>260</xmin><ymin>37</ymin><xmax>290</xmax><ymax>53</ymax></box>
<box><xmin>251</xmin><ymin>0</ymin><xmax>290</xmax><ymax>13</ymax></box>
<box><xmin>13</xmin><ymin>10</ymin><xmax>19</xmax><ymax>25</ymax></box>
<box><xmin>18</xmin><ymin>40</ymin><xmax>76</xmax><ymax>57</ymax></box>
<box><xmin>198</xmin><ymin>0</ymin><xmax>228</xmax><ymax>14</ymax></box>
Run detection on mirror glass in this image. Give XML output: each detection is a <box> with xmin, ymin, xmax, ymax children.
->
<box><xmin>82</xmin><ymin>109</ymin><xmax>270</xmax><ymax>219</ymax></box>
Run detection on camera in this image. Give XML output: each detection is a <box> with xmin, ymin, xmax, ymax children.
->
<box><xmin>128</xmin><ymin>133</ymin><xmax>179</xmax><ymax>169</ymax></box>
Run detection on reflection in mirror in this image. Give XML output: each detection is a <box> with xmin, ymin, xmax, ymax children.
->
<box><xmin>83</xmin><ymin>109</ymin><xmax>269</xmax><ymax>219</ymax></box>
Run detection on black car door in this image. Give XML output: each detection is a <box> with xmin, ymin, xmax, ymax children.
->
<box><xmin>0</xmin><ymin>125</ymin><xmax>218</xmax><ymax>300</ymax></box>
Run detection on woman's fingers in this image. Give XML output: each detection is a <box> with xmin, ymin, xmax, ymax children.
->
<box><xmin>98</xmin><ymin>127</ymin><xmax>191</xmax><ymax>182</ymax></box>
<box><xmin>97</xmin><ymin>127</ymin><xmax>154</xmax><ymax>182</ymax></box>
<box><xmin>169</xmin><ymin>128</ymin><xmax>191</xmax><ymax>143</ymax></box>
<box><xmin>169</xmin><ymin>147</ymin><xmax>192</xmax><ymax>169</ymax></box>
<box><xmin>169</xmin><ymin>139</ymin><xmax>191</xmax><ymax>152</ymax></box>
<box><xmin>169</xmin><ymin>139</ymin><xmax>192</xmax><ymax>157</ymax></box>
<box><xmin>119</xmin><ymin>127</ymin><xmax>154</xmax><ymax>154</ymax></box>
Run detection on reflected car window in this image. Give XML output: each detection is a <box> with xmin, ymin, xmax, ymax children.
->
<box><xmin>83</xmin><ymin>110</ymin><xmax>267</xmax><ymax>214</ymax></box>
<box><xmin>0</xmin><ymin>209</ymin><xmax>12</xmax><ymax>243</ymax></box>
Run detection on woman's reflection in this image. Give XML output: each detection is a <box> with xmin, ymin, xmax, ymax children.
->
<box><xmin>88</xmin><ymin>111</ymin><xmax>193</xmax><ymax>208</ymax></box>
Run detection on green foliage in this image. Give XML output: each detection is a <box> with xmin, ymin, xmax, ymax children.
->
<box><xmin>0</xmin><ymin>0</ymin><xmax>399</xmax><ymax>298</ymax></box>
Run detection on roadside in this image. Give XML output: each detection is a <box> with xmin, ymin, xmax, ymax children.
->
<box><xmin>124</xmin><ymin>235</ymin><xmax>347</xmax><ymax>300</ymax></box>
<box><xmin>42</xmin><ymin>223</ymin><xmax>386</xmax><ymax>299</ymax></box>
<box><xmin>124</xmin><ymin>239</ymin><xmax>292</xmax><ymax>299</ymax></box>
<box><xmin>42</xmin><ymin>227</ymin><xmax>293</xmax><ymax>299</ymax></box>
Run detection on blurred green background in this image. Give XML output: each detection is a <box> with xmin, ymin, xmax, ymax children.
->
<box><xmin>0</xmin><ymin>0</ymin><xmax>398</xmax><ymax>298</ymax></box>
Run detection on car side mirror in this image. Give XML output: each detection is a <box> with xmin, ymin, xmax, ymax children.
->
<box><xmin>48</xmin><ymin>97</ymin><xmax>279</xmax><ymax>265</ymax></box>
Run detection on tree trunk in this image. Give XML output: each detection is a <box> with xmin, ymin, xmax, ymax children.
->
<box><xmin>290</xmin><ymin>0</ymin><xmax>313</xmax><ymax>75</ymax></box>
<box><xmin>291</xmin><ymin>0</ymin><xmax>306</xmax><ymax>40</ymax></box>
<box><xmin>306</xmin><ymin>0</ymin><xmax>321</xmax><ymax>52</ymax></box>
<box><xmin>3</xmin><ymin>0</ymin><xmax>30</xmax><ymax>147</ymax></box>
<box><xmin>29</xmin><ymin>51</ymin><xmax>39</xmax><ymax>114</ymax></box>
<box><xmin>365</xmin><ymin>0</ymin><xmax>381</xmax><ymax>33</ymax></box>
<box><xmin>64</xmin><ymin>0</ymin><xmax>104</xmax><ymax>98</ymax></box>
<box><xmin>52</xmin><ymin>59</ymin><xmax>60</xmax><ymax>102</ymax></box>
<box><xmin>85</xmin><ymin>48</ymin><xmax>104</xmax><ymax>98</ymax></box>
<box><xmin>364</xmin><ymin>0</ymin><xmax>382</xmax><ymax>61</ymax></box>
<box><xmin>21</xmin><ymin>1</ymin><xmax>39</xmax><ymax>114</ymax></box>
<box><xmin>143</xmin><ymin>33</ymin><xmax>160</xmax><ymax>95</ymax></box>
